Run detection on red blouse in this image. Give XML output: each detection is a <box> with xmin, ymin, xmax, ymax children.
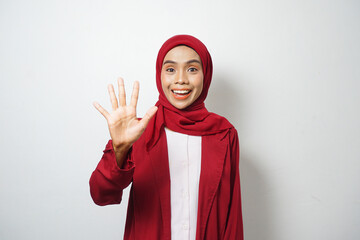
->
<box><xmin>89</xmin><ymin>127</ymin><xmax>243</xmax><ymax>240</ymax></box>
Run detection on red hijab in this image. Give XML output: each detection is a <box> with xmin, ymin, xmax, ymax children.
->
<box><xmin>145</xmin><ymin>35</ymin><xmax>233</xmax><ymax>150</ymax></box>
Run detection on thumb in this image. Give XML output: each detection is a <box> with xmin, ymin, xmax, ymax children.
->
<box><xmin>139</xmin><ymin>106</ymin><xmax>158</xmax><ymax>129</ymax></box>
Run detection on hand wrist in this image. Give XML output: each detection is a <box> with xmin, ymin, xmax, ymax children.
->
<box><xmin>112</xmin><ymin>142</ymin><xmax>132</xmax><ymax>153</ymax></box>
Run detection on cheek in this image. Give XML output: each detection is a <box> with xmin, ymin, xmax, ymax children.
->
<box><xmin>160</xmin><ymin>72</ymin><xmax>169</xmax><ymax>91</ymax></box>
<box><xmin>194</xmin><ymin>75</ymin><xmax>204</xmax><ymax>94</ymax></box>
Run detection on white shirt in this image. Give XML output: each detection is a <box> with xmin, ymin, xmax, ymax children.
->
<box><xmin>164</xmin><ymin>127</ymin><xmax>202</xmax><ymax>240</ymax></box>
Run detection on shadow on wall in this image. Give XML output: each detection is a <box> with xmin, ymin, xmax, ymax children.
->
<box><xmin>206</xmin><ymin>73</ymin><xmax>273</xmax><ymax>240</ymax></box>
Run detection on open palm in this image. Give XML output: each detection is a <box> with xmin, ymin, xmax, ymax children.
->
<box><xmin>93</xmin><ymin>77</ymin><xmax>158</xmax><ymax>148</ymax></box>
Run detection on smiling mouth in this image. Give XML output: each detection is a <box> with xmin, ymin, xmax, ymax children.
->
<box><xmin>171</xmin><ymin>89</ymin><xmax>191</xmax><ymax>99</ymax></box>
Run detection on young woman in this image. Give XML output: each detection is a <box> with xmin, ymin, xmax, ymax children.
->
<box><xmin>90</xmin><ymin>35</ymin><xmax>243</xmax><ymax>240</ymax></box>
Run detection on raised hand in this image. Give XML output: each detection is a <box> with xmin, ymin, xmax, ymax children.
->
<box><xmin>93</xmin><ymin>78</ymin><xmax>158</xmax><ymax>167</ymax></box>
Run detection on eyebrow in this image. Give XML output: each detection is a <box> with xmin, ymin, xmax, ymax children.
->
<box><xmin>163</xmin><ymin>59</ymin><xmax>202</xmax><ymax>65</ymax></box>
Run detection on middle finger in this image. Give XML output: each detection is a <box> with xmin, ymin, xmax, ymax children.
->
<box><xmin>118</xmin><ymin>77</ymin><xmax>126</xmax><ymax>106</ymax></box>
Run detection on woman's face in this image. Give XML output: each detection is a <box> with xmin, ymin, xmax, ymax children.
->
<box><xmin>161</xmin><ymin>45</ymin><xmax>204</xmax><ymax>109</ymax></box>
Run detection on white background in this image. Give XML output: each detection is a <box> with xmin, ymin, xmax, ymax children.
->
<box><xmin>1</xmin><ymin>0</ymin><xmax>359</xmax><ymax>239</ymax></box>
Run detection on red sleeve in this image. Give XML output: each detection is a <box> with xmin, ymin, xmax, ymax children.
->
<box><xmin>223</xmin><ymin>128</ymin><xmax>244</xmax><ymax>239</ymax></box>
<box><xmin>89</xmin><ymin>140</ymin><xmax>135</xmax><ymax>206</ymax></box>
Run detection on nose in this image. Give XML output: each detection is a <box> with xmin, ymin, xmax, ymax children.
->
<box><xmin>175</xmin><ymin>70</ymin><xmax>189</xmax><ymax>85</ymax></box>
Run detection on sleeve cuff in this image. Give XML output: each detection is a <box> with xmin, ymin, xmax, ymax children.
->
<box><xmin>103</xmin><ymin>140</ymin><xmax>135</xmax><ymax>172</ymax></box>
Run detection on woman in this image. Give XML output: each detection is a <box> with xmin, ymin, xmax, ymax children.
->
<box><xmin>90</xmin><ymin>35</ymin><xmax>243</xmax><ymax>239</ymax></box>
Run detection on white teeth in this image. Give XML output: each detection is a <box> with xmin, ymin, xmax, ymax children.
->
<box><xmin>173</xmin><ymin>90</ymin><xmax>190</xmax><ymax>94</ymax></box>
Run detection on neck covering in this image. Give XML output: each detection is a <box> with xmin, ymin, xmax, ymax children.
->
<box><xmin>145</xmin><ymin>34</ymin><xmax>233</xmax><ymax>150</ymax></box>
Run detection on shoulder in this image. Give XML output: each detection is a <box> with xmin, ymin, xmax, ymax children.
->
<box><xmin>228</xmin><ymin>127</ymin><xmax>239</xmax><ymax>146</ymax></box>
<box><xmin>205</xmin><ymin>112</ymin><xmax>239</xmax><ymax>146</ymax></box>
<box><xmin>210</xmin><ymin>112</ymin><xmax>239</xmax><ymax>144</ymax></box>
<box><xmin>207</xmin><ymin>111</ymin><xmax>235</xmax><ymax>129</ymax></box>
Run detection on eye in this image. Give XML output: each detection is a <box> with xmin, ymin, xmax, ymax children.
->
<box><xmin>188</xmin><ymin>67</ymin><xmax>198</xmax><ymax>72</ymax></box>
<box><xmin>166</xmin><ymin>67</ymin><xmax>175</xmax><ymax>73</ymax></box>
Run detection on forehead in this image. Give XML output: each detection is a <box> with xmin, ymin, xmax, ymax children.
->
<box><xmin>163</xmin><ymin>45</ymin><xmax>201</xmax><ymax>62</ymax></box>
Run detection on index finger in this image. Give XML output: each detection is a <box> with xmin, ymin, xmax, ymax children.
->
<box><xmin>130</xmin><ymin>81</ymin><xmax>139</xmax><ymax>109</ymax></box>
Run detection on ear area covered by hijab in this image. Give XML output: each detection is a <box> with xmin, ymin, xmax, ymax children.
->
<box><xmin>146</xmin><ymin>34</ymin><xmax>233</xmax><ymax>150</ymax></box>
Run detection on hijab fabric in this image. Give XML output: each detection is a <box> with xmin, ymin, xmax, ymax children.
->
<box><xmin>145</xmin><ymin>35</ymin><xmax>233</xmax><ymax>150</ymax></box>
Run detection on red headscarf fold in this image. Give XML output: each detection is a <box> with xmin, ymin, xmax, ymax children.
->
<box><xmin>145</xmin><ymin>35</ymin><xmax>233</xmax><ymax>149</ymax></box>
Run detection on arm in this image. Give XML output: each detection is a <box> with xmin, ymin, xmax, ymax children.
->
<box><xmin>90</xmin><ymin>78</ymin><xmax>157</xmax><ymax>206</ymax></box>
<box><xmin>89</xmin><ymin>140</ymin><xmax>135</xmax><ymax>206</ymax></box>
<box><xmin>223</xmin><ymin>128</ymin><xmax>244</xmax><ymax>239</ymax></box>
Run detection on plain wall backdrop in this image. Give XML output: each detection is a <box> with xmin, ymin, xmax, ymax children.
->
<box><xmin>0</xmin><ymin>0</ymin><xmax>359</xmax><ymax>239</ymax></box>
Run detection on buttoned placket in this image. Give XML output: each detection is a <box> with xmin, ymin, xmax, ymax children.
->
<box><xmin>165</xmin><ymin>128</ymin><xmax>201</xmax><ymax>240</ymax></box>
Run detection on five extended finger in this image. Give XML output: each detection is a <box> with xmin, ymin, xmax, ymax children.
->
<box><xmin>130</xmin><ymin>81</ymin><xmax>139</xmax><ymax>109</ymax></box>
<box><xmin>108</xmin><ymin>84</ymin><xmax>118</xmax><ymax>111</ymax></box>
<box><xmin>118</xmin><ymin>77</ymin><xmax>126</xmax><ymax>106</ymax></box>
<box><xmin>93</xmin><ymin>102</ymin><xmax>110</xmax><ymax>120</ymax></box>
<box><xmin>139</xmin><ymin>106</ymin><xmax>158</xmax><ymax>129</ymax></box>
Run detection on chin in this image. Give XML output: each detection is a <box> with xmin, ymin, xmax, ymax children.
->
<box><xmin>173</xmin><ymin>104</ymin><xmax>187</xmax><ymax>110</ymax></box>
<box><xmin>166</xmin><ymin>93</ymin><xmax>196</xmax><ymax>110</ymax></box>
<box><xmin>170</xmin><ymin>101</ymin><xmax>191</xmax><ymax>110</ymax></box>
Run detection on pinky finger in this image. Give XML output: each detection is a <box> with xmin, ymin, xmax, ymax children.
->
<box><xmin>93</xmin><ymin>101</ymin><xmax>110</xmax><ymax>120</ymax></box>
